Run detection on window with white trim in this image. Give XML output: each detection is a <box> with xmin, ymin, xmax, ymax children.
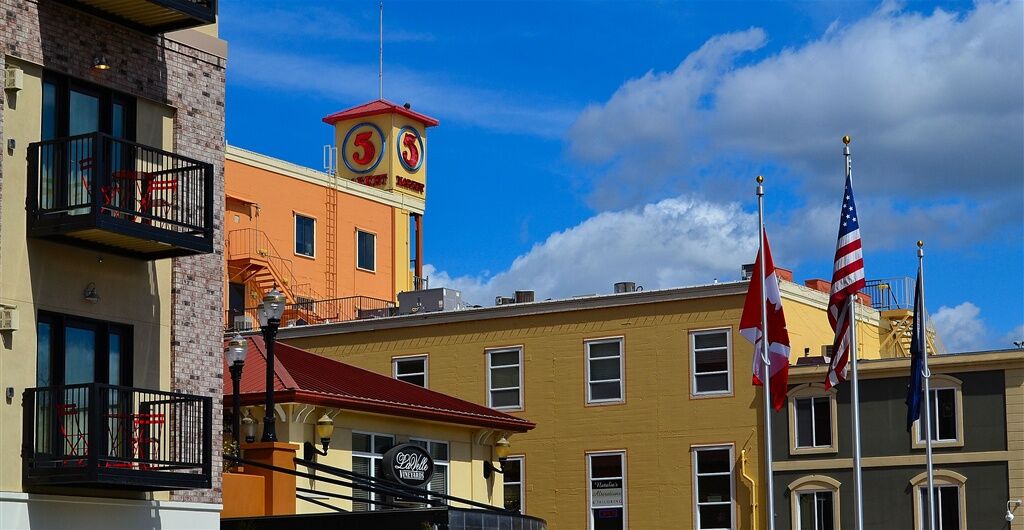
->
<box><xmin>351</xmin><ymin>432</ymin><xmax>395</xmax><ymax>511</ymax></box>
<box><xmin>357</xmin><ymin>229</ymin><xmax>376</xmax><ymax>272</ymax></box>
<box><xmin>693</xmin><ymin>446</ymin><xmax>734</xmax><ymax>530</ymax></box>
<box><xmin>409</xmin><ymin>439</ymin><xmax>448</xmax><ymax>499</ymax></box>
<box><xmin>487</xmin><ymin>347</ymin><xmax>522</xmax><ymax>410</ymax></box>
<box><xmin>918</xmin><ymin>485</ymin><xmax>961</xmax><ymax>530</ymax></box>
<box><xmin>586</xmin><ymin>338</ymin><xmax>624</xmax><ymax>404</ymax></box>
<box><xmin>295</xmin><ymin>214</ymin><xmax>315</xmax><ymax>257</ymax></box>
<box><xmin>503</xmin><ymin>456</ymin><xmax>524</xmax><ymax>513</ymax></box>
<box><xmin>691</xmin><ymin>330</ymin><xmax>732</xmax><ymax>396</ymax></box>
<box><xmin>795</xmin><ymin>396</ymin><xmax>832</xmax><ymax>448</ymax></box>
<box><xmin>918</xmin><ymin>388</ymin><xmax>957</xmax><ymax>442</ymax></box>
<box><xmin>797</xmin><ymin>491</ymin><xmax>835</xmax><ymax>530</ymax></box>
<box><xmin>587</xmin><ymin>451</ymin><xmax>626</xmax><ymax>530</ymax></box>
<box><xmin>393</xmin><ymin>355</ymin><xmax>428</xmax><ymax>388</ymax></box>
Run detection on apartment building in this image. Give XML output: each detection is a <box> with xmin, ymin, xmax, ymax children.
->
<box><xmin>0</xmin><ymin>1</ymin><xmax>226</xmax><ymax>527</ymax></box>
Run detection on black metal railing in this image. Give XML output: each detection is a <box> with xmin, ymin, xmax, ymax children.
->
<box><xmin>27</xmin><ymin>132</ymin><xmax>214</xmax><ymax>244</ymax></box>
<box><xmin>862</xmin><ymin>277</ymin><xmax>913</xmax><ymax>311</ymax></box>
<box><xmin>23</xmin><ymin>383</ymin><xmax>212</xmax><ymax>490</ymax></box>
<box><xmin>225</xmin><ymin>295</ymin><xmax>397</xmax><ymax>332</ymax></box>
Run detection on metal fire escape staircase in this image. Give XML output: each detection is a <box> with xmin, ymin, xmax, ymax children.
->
<box><xmin>226</xmin><ymin>228</ymin><xmax>324</xmax><ymax>324</ymax></box>
<box><xmin>863</xmin><ymin>278</ymin><xmax>946</xmax><ymax>357</ymax></box>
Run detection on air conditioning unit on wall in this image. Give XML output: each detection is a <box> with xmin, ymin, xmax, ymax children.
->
<box><xmin>0</xmin><ymin>305</ymin><xmax>19</xmax><ymax>331</ymax></box>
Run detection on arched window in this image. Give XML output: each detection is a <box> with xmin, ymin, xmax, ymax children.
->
<box><xmin>911</xmin><ymin>374</ymin><xmax>964</xmax><ymax>449</ymax></box>
<box><xmin>788</xmin><ymin>475</ymin><xmax>841</xmax><ymax>530</ymax></box>
<box><xmin>909</xmin><ymin>469</ymin><xmax>967</xmax><ymax>530</ymax></box>
<box><xmin>787</xmin><ymin>383</ymin><xmax>838</xmax><ymax>455</ymax></box>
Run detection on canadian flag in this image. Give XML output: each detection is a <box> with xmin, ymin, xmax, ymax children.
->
<box><xmin>739</xmin><ymin>231</ymin><xmax>791</xmax><ymax>411</ymax></box>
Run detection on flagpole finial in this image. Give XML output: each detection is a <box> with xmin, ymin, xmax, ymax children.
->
<box><xmin>917</xmin><ymin>240</ymin><xmax>924</xmax><ymax>248</ymax></box>
<box><xmin>842</xmin><ymin>135</ymin><xmax>851</xmax><ymax>145</ymax></box>
<box><xmin>756</xmin><ymin>175</ymin><xmax>764</xmax><ymax>183</ymax></box>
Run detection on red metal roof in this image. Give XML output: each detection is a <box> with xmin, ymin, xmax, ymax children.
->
<box><xmin>223</xmin><ymin>337</ymin><xmax>532</xmax><ymax>432</ymax></box>
<box><xmin>322</xmin><ymin>99</ymin><xmax>440</xmax><ymax>127</ymax></box>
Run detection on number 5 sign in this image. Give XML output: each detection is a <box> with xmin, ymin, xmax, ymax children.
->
<box><xmin>342</xmin><ymin>122</ymin><xmax>385</xmax><ymax>173</ymax></box>
<box><xmin>397</xmin><ymin>126</ymin><xmax>424</xmax><ymax>172</ymax></box>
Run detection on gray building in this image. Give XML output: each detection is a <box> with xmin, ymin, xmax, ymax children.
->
<box><xmin>770</xmin><ymin>349</ymin><xmax>1024</xmax><ymax>529</ymax></box>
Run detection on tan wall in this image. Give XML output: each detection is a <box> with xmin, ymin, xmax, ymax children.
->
<box><xmin>0</xmin><ymin>59</ymin><xmax>173</xmax><ymax>495</ymax></box>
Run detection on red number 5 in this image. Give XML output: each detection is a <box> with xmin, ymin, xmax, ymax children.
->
<box><xmin>352</xmin><ymin>131</ymin><xmax>376</xmax><ymax>165</ymax></box>
<box><xmin>401</xmin><ymin>132</ymin><xmax>420</xmax><ymax>168</ymax></box>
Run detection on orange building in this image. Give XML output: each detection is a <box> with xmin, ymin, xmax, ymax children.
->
<box><xmin>224</xmin><ymin>100</ymin><xmax>436</xmax><ymax>330</ymax></box>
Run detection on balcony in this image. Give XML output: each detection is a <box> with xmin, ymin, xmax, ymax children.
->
<box><xmin>27</xmin><ymin>133</ymin><xmax>214</xmax><ymax>259</ymax></box>
<box><xmin>57</xmin><ymin>0</ymin><xmax>217</xmax><ymax>34</ymax></box>
<box><xmin>22</xmin><ymin>383</ymin><xmax>212</xmax><ymax>491</ymax></box>
<box><xmin>225</xmin><ymin>295</ymin><xmax>398</xmax><ymax>332</ymax></box>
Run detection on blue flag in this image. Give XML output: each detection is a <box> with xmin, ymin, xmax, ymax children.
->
<box><xmin>906</xmin><ymin>265</ymin><xmax>926</xmax><ymax>431</ymax></box>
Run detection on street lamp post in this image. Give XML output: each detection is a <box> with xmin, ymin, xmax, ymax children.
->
<box><xmin>225</xmin><ymin>334</ymin><xmax>247</xmax><ymax>461</ymax></box>
<box><xmin>258</xmin><ymin>288</ymin><xmax>286</xmax><ymax>442</ymax></box>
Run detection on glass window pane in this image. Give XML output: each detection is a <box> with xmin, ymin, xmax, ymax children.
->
<box><xmin>589</xmin><ymin>341</ymin><xmax>620</xmax><ymax>359</ymax></box>
<box><xmin>489</xmin><ymin>350</ymin><xmax>519</xmax><ymax>367</ymax></box>
<box><xmin>798</xmin><ymin>493</ymin><xmax>816</xmax><ymax>529</ymax></box>
<box><xmin>69</xmin><ymin>90</ymin><xmax>99</xmax><ymax>135</ymax></box>
<box><xmin>695</xmin><ymin>350</ymin><xmax>728</xmax><ymax>374</ymax></box>
<box><xmin>937</xmin><ymin>389</ymin><xmax>957</xmax><ymax>440</ymax></box>
<box><xmin>698</xmin><ymin>504</ymin><xmax>732</xmax><ymax>529</ymax></box>
<box><xmin>695</xmin><ymin>373</ymin><xmax>729</xmax><ymax>393</ymax></box>
<box><xmin>503</xmin><ymin>458</ymin><xmax>521</xmax><ymax>483</ymax></box>
<box><xmin>352</xmin><ymin>432</ymin><xmax>371</xmax><ymax>453</ymax></box>
<box><xmin>796</xmin><ymin>398</ymin><xmax>814</xmax><ymax>447</ymax></box>
<box><xmin>814</xmin><ymin>397</ymin><xmax>832</xmax><ymax>446</ymax></box>
<box><xmin>65</xmin><ymin>324</ymin><xmax>95</xmax><ymax>385</ymax></box>
<box><xmin>695</xmin><ymin>332</ymin><xmax>727</xmax><ymax>349</ymax></box>
<box><xmin>295</xmin><ymin>215</ymin><xmax>314</xmax><ymax>257</ymax></box>
<box><xmin>429</xmin><ymin>462</ymin><xmax>448</xmax><ymax>494</ymax></box>
<box><xmin>939</xmin><ymin>486</ymin><xmax>960</xmax><ymax>530</ymax></box>
<box><xmin>697</xmin><ymin>475</ymin><xmax>731</xmax><ymax>502</ymax></box>
<box><xmin>112</xmin><ymin>103</ymin><xmax>125</xmax><ymax>139</ymax></box>
<box><xmin>505</xmin><ymin>483</ymin><xmax>522</xmax><ymax>512</ymax></box>
<box><xmin>590</xmin><ymin>381</ymin><xmax>622</xmax><ymax>401</ymax></box>
<box><xmin>590</xmin><ymin>455</ymin><xmax>622</xmax><ymax>478</ymax></box>
<box><xmin>817</xmin><ymin>492</ymin><xmax>834</xmax><ymax>530</ymax></box>
<box><xmin>593</xmin><ymin>508</ymin><xmax>624</xmax><ymax>530</ymax></box>
<box><xmin>490</xmin><ymin>366</ymin><xmax>520</xmax><ymax>388</ymax></box>
<box><xmin>590</xmin><ymin>358</ymin><xmax>620</xmax><ymax>381</ymax></box>
<box><xmin>42</xmin><ymin>82</ymin><xmax>57</xmax><ymax>141</ymax></box>
<box><xmin>37</xmin><ymin>322</ymin><xmax>51</xmax><ymax>387</ymax></box>
<box><xmin>400</xmin><ymin>374</ymin><xmax>426</xmax><ymax>387</ymax></box>
<box><xmin>374</xmin><ymin>435</ymin><xmax>394</xmax><ymax>454</ymax></box>
<box><xmin>357</xmin><ymin>231</ymin><xmax>375</xmax><ymax>271</ymax></box>
<box><xmin>396</xmin><ymin>358</ymin><xmax>424</xmax><ymax>375</ymax></box>
<box><xmin>696</xmin><ymin>449</ymin><xmax>730</xmax><ymax>474</ymax></box>
<box><xmin>490</xmin><ymin>389</ymin><xmax>520</xmax><ymax>408</ymax></box>
<box><xmin>108</xmin><ymin>332</ymin><xmax>121</xmax><ymax>386</ymax></box>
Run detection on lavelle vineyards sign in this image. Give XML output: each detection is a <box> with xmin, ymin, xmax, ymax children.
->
<box><xmin>382</xmin><ymin>443</ymin><xmax>434</xmax><ymax>487</ymax></box>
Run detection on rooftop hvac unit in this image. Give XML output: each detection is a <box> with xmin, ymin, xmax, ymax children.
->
<box><xmin>0</xmin><ymin>305</ymin><xmax>18</xmax><ymax>331</ymax></box>
<box><xmin>398</xmin><ymin>288</ymin><xmax>464</xmax><ymax>315</ymax></box>
<box><xmin>233</xmin><ymin>315</ymin><xmax>254</xmax><ymax>331</ymax></box>
<box><xmin>495</xmin><ymin>296</ymin><xmax>515</xmax><ymax>306</ymax></box>
<box><xmin>741</xmin><ymin>263</ymin><xmax>755</xmax><ymax>280</ymax></box>
<box><xmin>514</xmin><ymin>290</ymin><xmax>535</xmax><ymax>303</ymax></box>
<box><xmin>614</xmin><ymin>282</ymin><xmax>639</xmax><ymax>293</ymax></box>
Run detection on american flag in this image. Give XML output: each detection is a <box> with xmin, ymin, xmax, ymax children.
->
<box><xmin>824</xmin><ymin>174</ymin><xmax>866</xmax><ymax>389</ymax></box>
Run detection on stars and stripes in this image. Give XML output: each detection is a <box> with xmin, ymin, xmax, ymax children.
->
<box><xmin>825</xmin><ymin>175</ymin><xmax>866</xmax><ymax>389</ymax></box>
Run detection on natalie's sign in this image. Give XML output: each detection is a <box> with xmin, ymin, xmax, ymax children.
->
<box><xmin>382</xmin><ymin>443</ymin><xmax>434</xmax><ymax>487</ymax></box>
<box><xmin>590</xmin><ymin>479</ymin><xmax>623</xmax><ymax>508</ymax></box>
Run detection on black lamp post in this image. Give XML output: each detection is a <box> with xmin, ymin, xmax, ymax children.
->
<box><xmin>258</xmin><ymin>287</ymin><xmax>286</xmax><ymax>442</ymax></box>
<box><xmin>225</xmin><ymin>334</ymin><xmax>247</xmax><ymax>460</ymax></box>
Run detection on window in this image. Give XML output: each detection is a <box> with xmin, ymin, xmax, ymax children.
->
<box><xmin>393</xmin><ymin>355</ymin><xmax>428</xmax><ymax>387</ymax></box>
<box><xmin>693</xmin><ymin>446</ymin><xmax>734</xmax><ymax>530</ymax></box>
<box><xmin>691</xmin><ymin>329</ymin><xmax>732</xmax><ymax>396</ymax></box>
<box><xmin>911</xmin><ymin>470</ymin><xmax>966</xmax><ymax>530</ymax></box>
<box><xmin>503</xmin><ymin>456</ymin><xmax>525</xmax><ymax>513</ymax></box>
<box><xmin>788</xmin><ymin>384</ymin><xmax>838</xmax><ymax>455</ymax></box>
<box><xmin>586</xmin><ymin>338</ymin><xmax>624</xmax><ymax>404</ymax></box>
<box><xmin>487</xmin><ymin>347</ymin><xmax>522</xmax><ymax>410</ymax></box>
<box><xmin>912</xmin><ymin>375</ymin><xmax>963</xmax><ymax>448</ymax></box>
<box><xmin>788</xmin><ymin>475</ymin><xmax>841</xmax><ymax>530</ymax></box>
<box><xmin>36</xmin><ymin>312</ymin><xmax>133</xmax><ymax>387</ymax></box>
<box><xmin>295</xmin><ymin>214</ymin><xmax>315</xmax><ymax>257</ymax></box>
<box><xmin>587</xmin><ymin>451</ymin><xmax>626</xmax><ymax>530</ymax></box>
<box><xmin>410</xmin><ymin>439</ymin><xmax>448</xmax><ymax>499</ymax></box>
<box><xmin>357</xmin><ymin>229</ymin><xmax>376</xmax><ymax>272</ymax></box>
<box><xmin>351</xmin><ymin>432</ymin><xmax>395</xmax><ymax>511</ymax></box>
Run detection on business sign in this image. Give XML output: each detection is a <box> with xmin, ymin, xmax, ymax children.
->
<box><xmin>590</xmin><ymin>479</ymin><xmax>623</xmax><ymax>508</ymax></box>
<box><xmin>382</xmin><ymin>443</ymin><xmax>434</xmax><ymax>487</ymax></box>
<box><xmin>342</xmin><ymin>122</ymin><xmax>385</xmax><ymax>174</ymax></box>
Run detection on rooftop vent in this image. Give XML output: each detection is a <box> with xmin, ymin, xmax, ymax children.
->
<box><xmin>614</xmin><ymin>282</ymin><xmax>641</xmax><ymax>294</ymax></box>
<box><xmin>741</xmin><ymin>263</ymin><xmax>755</xmax><ymax>280</ymax></box>
<box><xmin>495</xmin><ymin>296</ymin><xmax>515</xmax><ymax>306</ymax></box>
<box><xmin>515</xmin><ymin>290</ymin><xmax>535</xmax><ymax>303</ymax></box>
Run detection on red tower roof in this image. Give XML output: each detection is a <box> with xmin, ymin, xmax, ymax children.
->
<box><xmin>322</xmin><ymin>99</ymin><xmax>440</xmax><ymax>127</ymax></box>
<box><xmin>223</xmin><ymin>336</ymin><xmax>532</xmax><ymax>432</ymax></box>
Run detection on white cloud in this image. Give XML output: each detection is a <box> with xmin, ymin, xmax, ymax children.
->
<box><xmin>568</xmin><ymin>1</ymin><xmax>1024</xmax><ymax>240</ymax></box>
<box><xmin>426</xmin><ymin>196</ymin><xmax>758</xmax><ymax>306</ymax></box>
<box><xmin>931</xmin><ymin>302</ymin><xmax>987</xmax><ymax>352</ymax></box>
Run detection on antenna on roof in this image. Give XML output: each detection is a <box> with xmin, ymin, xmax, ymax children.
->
<box><xmin>379</xmin><ymin>0</ymin><xmax>384</xmax><ymax>100</ymax></box>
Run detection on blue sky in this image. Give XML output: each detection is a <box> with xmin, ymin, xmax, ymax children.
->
<box><xmin>221</xmin><ymin>0</ymin><xmax>1023</xmax><ymax>352</ymax></box>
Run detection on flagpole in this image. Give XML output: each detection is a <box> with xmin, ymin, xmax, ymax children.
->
<box><xmin>756</xmin><ymin>175</ymin><xmax>776</xmax><ymax>530</ymax></box>
<box><xmin>919</xmin><ymin>240</ymin><xmax>936</xmax><ymax>530</ymax></box>
<box><xmin>844</xmin><ymin>138</ymin><xmax>865</xmax><ymax>530</ymax></box>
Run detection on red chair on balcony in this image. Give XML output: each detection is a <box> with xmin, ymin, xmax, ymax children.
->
<box><xmin>77</xmin><ymin>157</ymin><xmax>119</xmax><ymax>209</ymax></box>
<box><xmin>132</xmin><ymin>412</ymin><xmax>165</xmax><ymax>470</ymax></box>
<box><xmin>57</xmin><ymin>403</ymin><xmax>88</xmax><ymax>466</ymax></box>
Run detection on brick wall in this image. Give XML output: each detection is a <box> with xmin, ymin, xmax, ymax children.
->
<box><xmin>0</xmin><ymin>0</ymin><xmax>226</xmax><ymax>503</ymax></box>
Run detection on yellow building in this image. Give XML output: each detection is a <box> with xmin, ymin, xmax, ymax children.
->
<box><xmin>273</xmin><ymin>277</ymin><xmax>894</xmax><ymax>530</ymax></box>
<box><xmin>220</xmin><ymin>337</ymin><xmax>536</xmax><ymax>519</ymax></box>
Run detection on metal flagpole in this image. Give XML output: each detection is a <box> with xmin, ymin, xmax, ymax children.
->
<box><xmin>756</xmin><ymin>175</ymin><xmax>776</xmax><ymax>530</ymax></box>
<box><xmin>919</xmin><ymin>240</ymin><xmax>936</xmax><ymax>530</ymax></box>
<box><xmin>845</xmin><ymin>142</ymin><xmax>865</xmax><ymax>530</ymax></box>
<box><xmin>379</xmin><ymin>0</ymin><xmax>384</xmax><ymax>99</ymax></box>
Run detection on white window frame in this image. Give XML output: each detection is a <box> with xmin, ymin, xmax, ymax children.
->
<box><xmin>351</xmin><ymin>431</ymin><xmax>395</xmax><ymax>511</ymax></box>
<box><xmin>409</xmin><ymin>437</ymin><xmax>449</xmax><ymax>498</ymax></box>
<box><xmin>503</xmin><ymin>455</ymin><xmax>526</xmax><ymax>513</ymax></box>
<box><xmin>910</xmin><ymin>469</ymin><xmax>967</xmax><ymax>530</ymax></box>
<box><xmin>692</xmin><ymin>444</ymin><xmax>736</xmax><ymax>530</ymax></box>
<box><xmin>586</xmin><ymin>450</ymin><xmax>627</xmax><ymax>530</ymax></box>
<box><xmin>486</xmin><ymin>346</ymin><xmax>523</xmax><ymax>411</ymax></box>
<box><xmin>392</xmin><ymin>354</ymin><xmax>428</xmax><ymax>388</ymax></box>
<box><xmin>788</xmin><ymin>383</ymin><xmax>839</xmax><ymax>456</ymax></box>
<box><xmin>294</xmin><ymin>212</ymin><xmax>316</xmax><ymax>258</ymax></box>
<box><xmin>690</xmin><ymin>328</ymin><xmax>733</xmax><ymax>397</ymax></box>
<box><xmin>356</xmin><ymin>228</ymin><xmax>377</xmax><ymax>272</ymax></box>
<box><xmin>911</xmin><ymin>375</ymin><xmax>964</xmax><ymax>449</ymax></box>
<box><xmin>585</xmin><ymin>337</ymin><xmax>625</xmax><ymax>405</ymax></box>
